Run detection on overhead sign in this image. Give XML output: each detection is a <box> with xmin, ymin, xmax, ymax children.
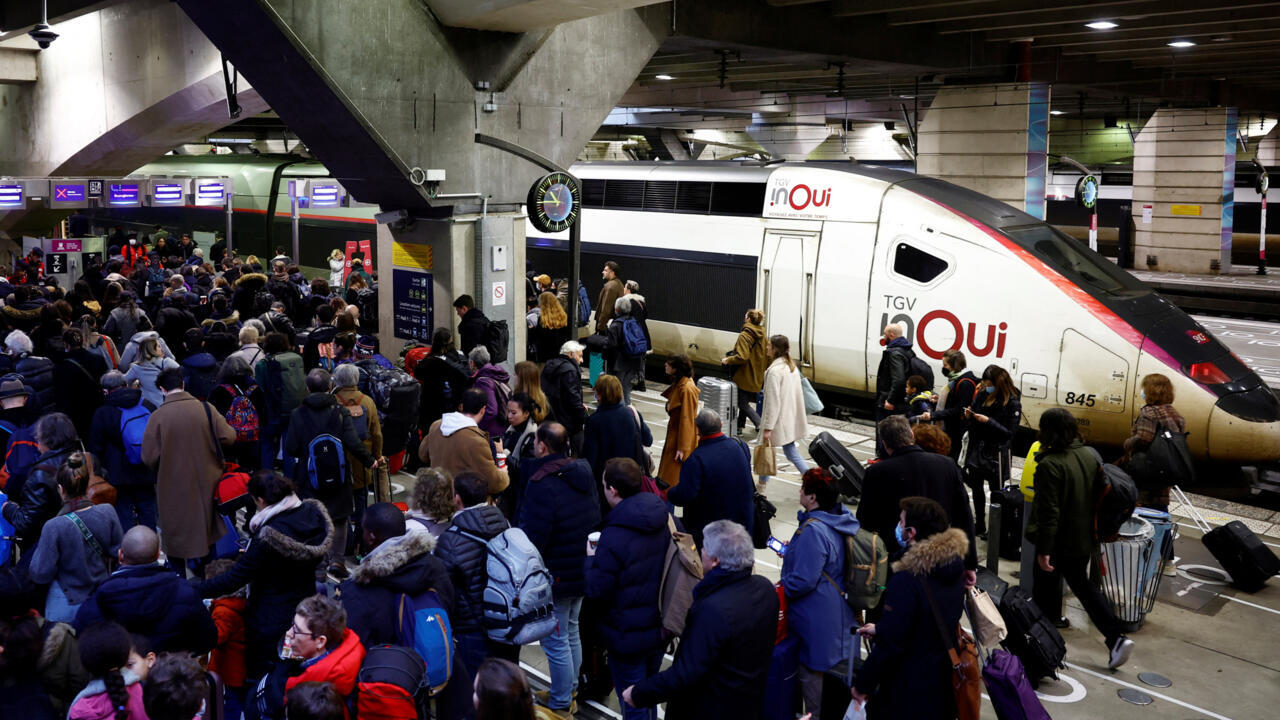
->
<box><xmin>309</xmin><ymin>182</ymin><xmax>342</xmax><ymax>208</ymax></box>
<box><xmin>108</xmin><ymin>183</ymin><xmax>141</xmax><ymax>207</ymax></box>
<box><xmin>87</xmin><ymin>179</ymin><xmax>104</xmax><ymax>198</ymax></box>
<box><xmin>51</xmin><ymin>239</ymin><xmax>82</xmax><ymax>252</ymax></box>
<box><xmin>195</xmin><ymin>180</ymin><xmax>227</xmax><ymax>207</ymax></box>
<box><xmin>53</xmin><ymin>183</ymin><xmax>86</xmax><ymax>204</ymax></box>
<box><xmin>0</xmin><ymin>184</ymin><xmax>25</xmax><ymax>209</ymax></box>
<box><xmin>392</xmin><ymin>268</ymin><xmax>434</xmax><ymax>342</ymax></box>
<box><xmin>47</xmin><ymin>253</ymin><xmax>67</xmax><ymax>274</ymax></box>
<box><xmin>151</xmin><ymin>182</ymin><xmax>185</xmax><ymax>206</ymax></box>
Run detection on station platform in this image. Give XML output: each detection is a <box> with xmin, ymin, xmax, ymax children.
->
<box><xmin>374</xmin><ymin>380</ymin><xmax>1280</xmax><ymax>720</ymax></box>
<box><xmin>1132</xmin><ymin>267</ymin><xmax>1280</xmax><ymax>319</ymax></box>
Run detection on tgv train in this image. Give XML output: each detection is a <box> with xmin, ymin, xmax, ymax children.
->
<box><xmin>526</xmin><ymin>162</ymin><xmax>1280</xmax><ymax>463</ymax></box>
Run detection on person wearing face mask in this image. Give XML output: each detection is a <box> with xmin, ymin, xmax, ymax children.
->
<box><xmin>960</xmin><ymin>365</ymin><xmax>1021</xmax><ymax>538</ymax></box>
<box><xmin>851</xmin><ymin>497</ymin><xmax>968</xmax><ymax>719</ymax></box>
<box><xmin>780</xmin><ymin>468</ymin><xmax>861</xmax><ymax>719</ymax></box>
<box><xmin>122</xmin><ymin>235</ymin><xmax>147</xmax><ymax>275</ymax></box>
<box><xmin>919</xmin><ymin>349</ymin><xmax>979</xmax><ymax>462</ymax></box>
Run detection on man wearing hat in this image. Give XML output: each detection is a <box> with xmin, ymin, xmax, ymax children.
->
<box><xmin>0</xmin><ymin>374</ymin><xmax>40</xmax><ymax>512</ymax></box>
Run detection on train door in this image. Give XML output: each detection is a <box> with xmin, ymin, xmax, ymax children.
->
<box><xmin>812</xmin><ymin>222</ymin><xmax>877</xmax><ymax>391</ymax></box>
<box><xmin>761</xmin><ymin>230</ymin><xmax>819</xmax><ymax>367</ymax></box>
<box><xmin>1057</xmin><ymin>329</ymin><xmax>1129</xmax><ymax>436</ymax></box>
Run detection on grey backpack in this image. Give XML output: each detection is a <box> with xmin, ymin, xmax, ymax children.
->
<box><xmin>452</xmin><ymin>526</ymin><xmax>557</xmax><ymax>645</ymax></box>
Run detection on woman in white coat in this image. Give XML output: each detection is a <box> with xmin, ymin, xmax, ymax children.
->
<box><xmin>759</xmin><ymin>334</ymin><xmax>810</xmax><ymax>488</ymax></box>
<box><xmin>328</xmin><ymin>248</ymin><xmax>346</xmax><ymax>288</ymax></box>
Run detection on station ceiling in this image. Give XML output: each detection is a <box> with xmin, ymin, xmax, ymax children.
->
<box><xmin>620</xmin><ymin>1</ymin><xmax>1280</xmax><ymax>125</ymax></box>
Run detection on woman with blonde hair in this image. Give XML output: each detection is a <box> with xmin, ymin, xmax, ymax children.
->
<box><xmin>758</xmin><ymin>335</ymin><xmax>810</xmax><ymax>489</ymax></box>
<box><xmin>512</xmin><ymin>360</ymin><xmax>550</xmax><ymax>422</ymax></box>
<box><xmin>328</xmin><ymin>248</ymin><xmax>346</xmax><ymax>287</ymax></box>
<box><xmin>123</xmin><ymin>337</ymin><xmax>178</xmax><ymax>407</ymax></box>
<box><xmin>529</xmin><ymin>291</ymin><xmax>569</xmax><ymax>362</ymax></box>
<box><xmin>406</xmin><ymin>467</ymin><xmax>456</xmax><ymax>538</ymax></box>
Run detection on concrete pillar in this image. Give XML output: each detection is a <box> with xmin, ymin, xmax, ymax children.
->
<box><xmin>1131</xmin><ymin>108</ymin><xmax>1238</xmax><ymax>274</ymax></box>
<box><xmin>1258</xmin><ymin>123</ymin><xmax>1280</xmax><ymax>166</ymax></box>
<box><xmin>916</xmin><ymin>83</ymin><xmax>1050</xmax><ymax>219</ymax></box>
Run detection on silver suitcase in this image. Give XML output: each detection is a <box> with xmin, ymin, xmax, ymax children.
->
<box><xmin>697</xmin><ymin>376</ymin><xmax>739</xmax><ymax>438</ymax></box>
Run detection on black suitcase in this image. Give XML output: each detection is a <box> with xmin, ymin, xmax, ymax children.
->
<box><xmin>993</xmin><ymin>487</ymin><xmax>1024</xmax><ymax>561</ymax></box>
<box><xmin>998</xmin><ymin>587</ymin><xmax>1066</xmax><ymax>682</ymax></box>
<box><xmin>808</xmin><ymin>431</ymin><xmax>865</xmax><ymax>498</ymax></box>
<box><xmin>1203</xmin><ymin>520</ymin><xmax>1280</xmax><ymax>593</ymax></box>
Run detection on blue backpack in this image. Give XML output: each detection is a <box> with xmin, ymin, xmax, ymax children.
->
<box><xmin>119</xmin><ymin>403</ymin><xmax>151</xmax><ymax>465</ymax></box>
<box><xmin>577</xmin><ymin>282</ymin><xmax>591</xmax><ymax>327</ymax></box>
<box><xmin>620</xmin><ymin>316</ymin><xmax>649</xmax><ymax>356</ymax></box>
<box><xmin>146</xmin><ymin>267</ymin><xmax>167</xmax><ymax>297</ymax></box>
<box><xmin>396</xmin><ymin>589</ymin><xmax>454</xmax><ymax>695</ymax></box>
<box><xmin>306</xmin><ymin>434</ymin><xmax>346</xmax><ymax>493</ymax></box>
<box><xmin>0</xmin><ymin>422</ymin><xmax>40</xmax><ymax>493</ymax></box>
<box><xmin>0</xmin><ymin>491</ymin><xmax>13</xmax><ymax>567</ymax></box>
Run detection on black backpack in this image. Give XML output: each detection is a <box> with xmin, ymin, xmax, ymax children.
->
<box><xmin>1130</xmin><ymin>423</ymin><xmax>1196</xmax><ymax>489</ymax></box>
<box><xmin>1089</xmin><ymin>447</ymin><xmax>1137</xmax><ymax>542</ymax></box>
<box><xmin>483</xmin><ymin>319</ymin><xmax>509</xmax><ymax>364</ymax></box>
<box><xmin>907</xmin><ymin>351</ymin><xmax>935</xmax><ymax>389</ymax></box>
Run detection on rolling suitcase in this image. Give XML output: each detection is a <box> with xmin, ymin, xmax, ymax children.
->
<box><xmin>993</xmin><ymin>487</ymin><xmax>1024</xmax><ymax>562</ymax></box>
<box><xmin>997</xmin><ymin>587</ymin><xmax>1066</xmax><ymax>682</ymax></box>
<box><xmin>808</xmin><ymin>431</ymin><xmax>865</xmax><ymax>498</ymax></box>
<box><xmin>763</xmin><ymin>634</ymin><xmax>800</xmax><ymax>720</ymax></box>
<box><xmin>697</xmin><ymin>376</ymin><xmax>739</xmax><ymax>438</ymax></box>
<box><xmin>1174</xmin><ymin>486</ymin><xmax>1279</xmax><ymax>592</ymax></box>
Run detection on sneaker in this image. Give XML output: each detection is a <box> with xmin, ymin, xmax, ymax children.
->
<box><xmin>1107</xmin><ymin>636</ymin><xmax>1134</xmax><ymax>670</ymax></box>
<box><xmin>534</xmin><ymin>691</ymin><xmax>577</xmax><ymax>708</ymax></box>
<box><xmin>328</xmin><ymin>562</ymin><xmax>350</xmax><ymax>580</ymax></box>
<box><xmin>534</xmin><ymin>702</ymin><xmax>576</xmax><ymax>719</ymax></box>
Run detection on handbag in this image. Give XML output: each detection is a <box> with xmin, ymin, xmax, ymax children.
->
<box><xmin>801</xmin><ymin>376</ymin><xmax>824</xmax><ymax>415</ymax></box>
<box><xmin>920</xmin><ymin>576</ymin><xmax>981</xmax><ymax>720</ymax></box>
<box><xmin>81</xmin><ymin>452</ymin><xmax>117</xmax><ymax>506</ymax></box>
<box><xmin>965</xmin><ymin>586</ymin><xmax>1007</xmax><ymax>647</ymax></box>
<box><xmin>628</xmin><ymin>406</ymin><xmax>654</xmax><ymax>475</ymax></box>
<box><xmin>753</xmin><ymin>440</ymin><xmax>777</xmax><ymax>476</ymax></box>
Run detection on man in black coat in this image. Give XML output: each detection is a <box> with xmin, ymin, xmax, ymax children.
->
<box><xmin>73</xmin><ymin>526</ymin><xmax>217</xmax><ymax>655</ymax></box>
<box><xmin>283</xmin><ymin>369</ymin><xmax>381</xmax><ymax>579</ymax></box>
<box><xmin>586</xmin><ymin>458</ymin><xmax>670</xmax><ymax>714</ymax></box>
<box><xmin>517</xmin><ymin>422</ymin><xmax>601</xmax><ymax>716</ymax></box>
<box><xmin>87</xmin><ymin>371</ymin><xmax>157</xmax><ymax>531</ymax></box>
<box><xmin>668</xmin><ymin>410</ymin><xmax>754</xmax><ymax>547</ymax></box>
<box><xmin>1</xmin><ymin>413</ymin><xmax>79</xmax><ymax>557</ymax></box>
<box><xmin>874</xmin><ymin>322</ymin><xmax>916</xmax><ymax>458</ymax></box>
<box><xmin>858</xmin><ymin>416</ymin><xmax>978</xmax><ymax>572</ymax></box>
<box><xmin>924</xmin><ymin>349</ymin><xmax>980</xmax><ymax>462</ymax></box>
<box><xmin>541</xmin><ymin>341</ymin><xmax>587</xmax><ymax>449</ymax></box>
<box><xmin>452</xmin><ymin>294</ymin><xmax>489</xmax><ymax>354</ymax></box>
<box><xmin>432</xmin><ymin>471</ymin><xmax>513</xmax><ymax>687</ymax></box>
<box><xmin>625</xmin><ymin>519</ymin><xmax>779</xmax><ymax>720</ymax></box>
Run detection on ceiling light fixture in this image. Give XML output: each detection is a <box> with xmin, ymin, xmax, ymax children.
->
<box><xmin>1167</xmin><ymin>40</ymin><xmax>1196</xmax><ymax>48</ymax></box>
<box><xmin>1050</xmin><ymin>110</ymin><xmax>1066</xmax><ymax>116</ymax></box>
<box><xmin>1211</xmin><ymin>36</ymin><xmax>1232</xmax><ymax>42</ymax></box>
<box><xmin>1085</xmin><ymin>21</ymin><xmax>1118</xmax><ymax>29</ymax></box>
<box><xmin>655</xmin><ymin>74</ymin><xmax>675</xmax><ymax>80</ymax></box>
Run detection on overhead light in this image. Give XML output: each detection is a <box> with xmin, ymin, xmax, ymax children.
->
<box><xmin>655</xmin><ymin>74</ymin><xmax>675</xmax><ymax>80</ymax></box>
<box><xmin>1211</xmin><ymin>36</ymin><xmax>1233</xmax><ymax>42</ymax></box>
<box><xmin>1167</xmin><ymin>40</ymin><xmax>1196</xmax><ymax>48</ymax></box>
<box><xmin>899</xmin><ymin>94</ymin><xmax>915</xmax><ymax>99</ymax></box>
<box><xmin>1050</xmin><ymin>110</ymin><xmax>1067</xmax><ymax>116</ymax></box>
<box><xmin>1085</xmin><ymin>21</ymin><xmax>1118</xmax><ymax>30</ymax></box>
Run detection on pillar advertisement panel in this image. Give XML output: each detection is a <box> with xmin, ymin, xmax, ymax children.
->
<box><xmin>1221</xmin><ymin>108</ymin><xmax>1238</xmax><ymax>271</ymax></box>
<box><xmin>1024</xmin><ymin>83</ymin><xmax>1049</xmax><ymax>221</ymax></box>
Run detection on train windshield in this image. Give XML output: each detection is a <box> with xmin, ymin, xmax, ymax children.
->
<box><xmin>1003</xmin><ymin>224</ymin><xmax>1149</xmax><ymax>297</ymax></box>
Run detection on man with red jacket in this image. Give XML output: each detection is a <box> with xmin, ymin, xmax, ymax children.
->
<box><xmin>252</xmin><ymin>594</ymin><xmax>366</xmax><ymax>720</ymax></box>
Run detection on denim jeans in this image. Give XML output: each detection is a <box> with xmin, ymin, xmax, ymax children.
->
<box><xmin>44</xmin><ymin>580</ymin><xmax>81</xmax><ymax>624</ymax></box>
<box><xmin>759</xmin><ymin>441</ymin><xmax>810</xmax><ymax>483</ymax></box>
<box><xmin>611</xmin><ymin>651</ymin><xmax>662</xmax><ymax>720</ymax></box>
<box><xmin>114</xmin><ymin>484</ymin><xmax>158</xmax><ymax>531</ymax></box>
<box><xmin>541</xmin><ymin>596</ymin><xmax>584</xmax><ymax>709</ymax></box>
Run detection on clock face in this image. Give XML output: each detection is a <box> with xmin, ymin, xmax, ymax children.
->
<box><xmin>1076</xmin><ymin>175</ymin><xmax>1099</xmax><ymax>210</ymax></box>
<box><xmin>528</xmin><ymin>172</ymin><xmax>581</xmax><ymax>233</ymax></box>
<box><xmin>1258</xmin><ymin>172</ymin><xmax>1269</xmax><ymax>196</ymax></box>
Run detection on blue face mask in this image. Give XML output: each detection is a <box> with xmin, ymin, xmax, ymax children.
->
<box><xmin>894</xmin><ymin>524</ymin><xmax>910</xmax><ymax>548</ymax></box>
<box><xmin>984</xmin><ymin>386</ymin><xmax>996</xmax><ymax>394</ymax></box>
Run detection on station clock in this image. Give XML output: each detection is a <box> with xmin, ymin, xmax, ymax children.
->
<box><xmin>1075</xmin><ymin>174</ymin><xmax>1099</xmax><ymax>210</ymax></box>
<box><xmin>527</xmin><ymin>172</ymin><xmax>581</xmax><ymax>233</ymax></box>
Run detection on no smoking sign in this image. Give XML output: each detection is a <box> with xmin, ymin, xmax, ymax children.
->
<box><xmin>492</xmin><ymin>281</ymin><xmax>506</xmax><ymax>306</ymax></box>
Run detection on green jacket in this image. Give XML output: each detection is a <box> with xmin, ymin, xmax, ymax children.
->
<box><xmin>724</xmin><ymin>322</ymin><xmax>768</xmax><ymax>393</ymax></box>
<box><xmin>1025</xmin><ymin>440</ymin><xmax>1099</xmax><ymax>558</ymax></box>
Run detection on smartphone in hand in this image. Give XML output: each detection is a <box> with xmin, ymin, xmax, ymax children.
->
<box><xmin>767</xmin><ymin>536</ymin><xmax>787</xmax><ymax>556</ymax></box>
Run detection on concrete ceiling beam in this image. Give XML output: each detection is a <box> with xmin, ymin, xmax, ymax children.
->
<box><xmin>423</xmin><ymin>0</ymin><xmax>667</xmax><ymax>33</ymax></box>
<box><xmin>0</xmin><ymin>47</ymin><xmax>35</xmax><ymax>83</ymax></box>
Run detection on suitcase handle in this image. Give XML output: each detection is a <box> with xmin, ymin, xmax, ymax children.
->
<box><xmin>1170</xmin><ymin>485</ymin><xmax>1211</xmax><ymax>533</ymax></box>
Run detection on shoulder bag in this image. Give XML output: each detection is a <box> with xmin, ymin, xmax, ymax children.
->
<box><xmin>67</xmin><ymin>511</ymin><xmax>113</xmax><ymax>569</ymax></box>
<box><xmin>919</xmin><ymin>575</ymin><xmax>981</xmax><ymax>720</ymax></box>
<box><xmin>628</xmin><ymin>405</ymin><xmax>654</xmax><ymax>476</ymax></box>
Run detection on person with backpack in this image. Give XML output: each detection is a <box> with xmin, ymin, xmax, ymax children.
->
<box><xmin>920</xmin><ymin>349</ymin><xmax>980</xmax><ymax>462</ymax></box>
<box><xmin>232</xmin><ymin>271</ymin><xmax>273</xmax><ymax>322</ymax></box>
<box><xmin>230</xmin><ymin>326</ymin><xmax>265</xmax><ymax>370</ymax></box>
<box><xmin>414</xmin><ymin>328</ymin><xmax>472</xmax><ymax>455</ymax></box>
<box><xmin>88</xmin><ymin>371</ymin><xmax>158</xmax><ymax>531</ymax></box>
<box><xmin>779</xmin><ymin>469</ymin><xmax>862</xmax><ymax>719</ymax></box>
<box><xmin>6</xmin><ymin>330</ymin><xmax>56</xmax><ymax>413</ymax></box>
<box><xmin>209</xmin><ymin>356</ymin><xmax>267</xmax><ymax>472</ymax></box>
<box><xmin>432</xmin><ymin>471</ymin><xmax>517</xmax><ymax>682</ymax></box>
<box><xmin>584</xmin><ymin>458</ymin><xmax>669</xmax><ymax>720</ymax></box>
<box><xmin>453</xmin><ymin>294</ymin><xmax>490</xmax><ymax>354</ymax></box>
<box><xmin>469</xmin><ymin>345</ymin><xmax>511</xmax><ymax>438</ymax></box>
<box><xmin>874</xmin><ymin>323</ymin><xmax>916</xmax><ymax>457</ymax></box>
<box><xmin>850</xmin><ymin>497</ymin><xmax>970</xmax><ymax>719</ymax></box>
<box><xmin>961</xmin><ymin>364</ymin><xmax>1022</xmax><ymax>538</ymax></box>
<box><xmin>332</xmin><ymin>364</ymin><xmax>383</xmax><ymax>539</ymax></box>
<box><xmin>2</xmin><ymin>413</ymin><xmax>82</xmax><ymax>564</ymax></box>
<box><xmin>516</xmin><ymin>422</ymin><xmax>601</xmax><ymax>717</ymax></box>
<box><xmin>1122</xmin><ymin>373</ymin><xmax>1187</xmax><ymax>512</ymax></box>
<box><xmin>54</xmin><ymin>328</ymin><xmax>108</xmax><ymax>438</ymax></box>
<box><xmin>179</xmin><ymin>328</ymin><xmax>220</xmax><ymax>401</ymax></box>
<box><xmin>255</xmin><ymin>332</ymin><xmax>308</xmax><ymax>474</ymax></box>
<box><xmin>284</xmin><ymin>369</ymin><xmax>382</xmax><ymax>579</ymax></box>
<box><xmin>252</xmin><ymin>594</ymin><xmax>367</xmax><ymax>720</ymax></box>
<box><xmin>142</xmin><ymin>368</ymin><xmax>236</xmax><ymax>572</ymax></box>
<box><xmin>541</xmin><ymin>341</ymin><xmax>588</xmax><ymax>453</ymax></box>
<box><xmin>259</xmin><ymin>301</ymin><xmax>299</xmax><ymax>349</ymax></box>
<box><xmin>623</xmin><ymin>520</ymin><xmax>778</xmax><ymax>719</ymax></box>
<box><xmin>1025</xmin><ymin>408</ymin><xmax>1134</xmax><ymax>670</ymax></box>
<box><xmin>601</xmin><ymin>297</ymin><xmax>648</xmax><ymax>408</ymax></box>
<box><xmin>0</xmin><ymin>375</ymin><xmax>41</xmax><ymax>499</ymax></box>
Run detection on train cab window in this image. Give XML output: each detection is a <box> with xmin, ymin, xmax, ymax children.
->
<box><xmin>892</xmin><ymin>242</ymin><xmax>949</xmax><ymax>284</ymax></box>
<box><xmin>1004</xmin><ymin>224</ymin><xmax>1148</xmax><ymax>296</ymax></box>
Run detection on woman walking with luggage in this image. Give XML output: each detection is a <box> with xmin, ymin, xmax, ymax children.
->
<box><xmin>961</xmin><ymin>364</ymin><xmax>1021</xmax><ymax>537</ymax></box>
<box><xmin>721</xmin><ymin>309</ymin><xmax>768</xmax><ymax>435</ymax></box>
<box><xmin>657</xmin><ymin>355</ymin><xmax>699</xmax><ymax>491</ymax></box>
<box><xmin>1123</xmin><ymin>373</ymin><xmax>1186</xmax><ymax>512</ymax></box>
<box><xmin>758</xmin><ymin>334</ymin><xmax>810</xmax><ymax>491</ymax></box>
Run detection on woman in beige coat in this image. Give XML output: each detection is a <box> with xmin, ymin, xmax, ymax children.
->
<box><xmin>758</xmin><ymin>334</ymin><xmax>810</xmax><ymax>488</ymax></box>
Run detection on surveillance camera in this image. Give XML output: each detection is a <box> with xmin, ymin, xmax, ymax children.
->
<box><xmin>374</xmin><ymin>208</ymin><xmax>409</xmax><ymax>225</ymax></box>
<box><xmin>29</xmin><ymin>24</ymin><xmax>58</xmax><ymax>49</ymax></box>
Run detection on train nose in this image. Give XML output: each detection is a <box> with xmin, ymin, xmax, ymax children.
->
<box><xmin>1207</xmin><ymin>386</ymin><xmax>1280</xmax><ymax>463</ymax></box>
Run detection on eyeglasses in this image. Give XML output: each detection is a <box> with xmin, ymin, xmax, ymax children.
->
<box><xmin>287</xmin><ymin>623</ymin><xmax>315</xmax><ymax>637</ymax></box>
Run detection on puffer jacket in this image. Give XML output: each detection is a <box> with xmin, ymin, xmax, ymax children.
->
<box><xmin>197</xmin><ymin>498</ymin><xmax>334</xmax><ymax>678</ymax></box>
<box><xmin>433</xmin><ymin>504</ymin><xmax>509</xmax><ymax>634</ymax></box>
<box><xmin>585</xmin><ymin>492</ymin><xmax>669</xmax><ymax>659</ymax></box>
<box><xmin>256</xmin><ymin>628</ymin><xmax>367</xmax><ymax>720</ymax></box>
<box><xmin>339</xmin><ymin>531</ymin><xmax>455</xmax><ymax>647</ymax></box>
<box><xmin>471</xmin><ymin>363</ymin><xmax>511</xmax><ymax>437</ymax></box>
<box><xmin>517</xmin><ymin>455</ymin><xmax>601</xmax><ymax>599</ymax></box>
<box><xmin>87</xmin><ymin>388</ymin><xmax>155</xmax><ymax>488</ymax></box>
<box><xmin>1</xmin><ymin>444</ymin><xmax>77</xmax><ymax>551</ymax></box>
<box><xmin>73</xmin><ymin>562</ymin><xmax>218</xmax><ymax>655</ymax></box>
<box><xmin>102</xmin><ymin>306</ymin><xmax>149</xmax><ymax>349</ymax></box>
<box><xmin>541</xmin><ymin>355</ymin><xmax>586</xmax><ymax>436</ymax></box>
<box><xmin>232</xmin><ymin>272</ymin><xmax>271</xmax><ymax>319</ymax></box>
<box><xmin>14</xmin><ymin>353</ymin><xmax>55</xmax><ymax>412</ymax></box>
<box><xmin>1026</xmin><ymin>440</ymin><xmax>1101</xmax><ymax>559</ymax></box>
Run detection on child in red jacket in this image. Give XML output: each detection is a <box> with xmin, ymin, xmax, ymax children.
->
<box><xmin>207</xmin><ymin>559</ymin><xmax>248</xmax><ymax>720</ymax></box>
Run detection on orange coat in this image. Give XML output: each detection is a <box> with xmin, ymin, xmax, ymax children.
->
<box><xmin>658</xmin><ymin>377</ymin><xmax>700</xmax><ymax>489</ymax></box>
<box><xmin>210</xmin><ymin>597</ymin><xmax>247</xmax><ymax>688</ymax></box>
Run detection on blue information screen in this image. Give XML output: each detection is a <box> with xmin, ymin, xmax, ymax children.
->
<box><xmin>109</xmin><ymin>183</ymin><xmax>140</xmax><ymax>205</ymax></box>
<box><xmin>153</xmin><ymin>183</ymin><xmax>184</xmax><ymax>205</ymax></box>
<box><xmin>0</xmin><ymin>184</ymin><xmax>23</xmax><ymax>209</ymax></box>
<box><xmin>393</xmin><ymin>268</ymin><xmax>434</xmax><ymax>342</ymax></box>
<box><xmin>53</xmin><ymin>184</ymin><xmax>85</xmax><ymax>203</ymax></box>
